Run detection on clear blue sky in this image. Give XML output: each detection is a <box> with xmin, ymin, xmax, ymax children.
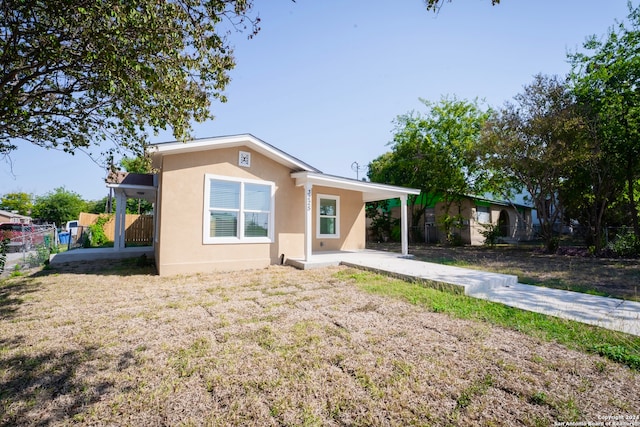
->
<box><xmin>1</xmin><ymin>0</ymin><xmax>635</xmax><ymax>201</ymax></box>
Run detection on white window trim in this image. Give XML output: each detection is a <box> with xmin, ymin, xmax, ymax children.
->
<box><xmin>203</xmin><ymin>174</ymin><xmax>275</xmax><ymax>244</ymax></box>
<box><xmin>316</xmin><ymin>194</ymin><xmax>340</xmax><ymax>239</ymax></box>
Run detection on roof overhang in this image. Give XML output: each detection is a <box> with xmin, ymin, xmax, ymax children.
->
<box><xmin>106</xmin><ymin>172</ymin><xmax>157</xmax><ymax>202</ymax></box>
<box><xmin>291</xmin><ymin>171</ymin><xmax>420</xmax><ymax>202</ymax></box>
<box><xmin>148</xmin><ymin>134</ymin><xmax>319</xmax><ymax>173</ymax></box>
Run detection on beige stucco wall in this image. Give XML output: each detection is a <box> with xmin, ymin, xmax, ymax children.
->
<box><xmin>155</xmin><ymin>146</ymin><xmax>304</xmax><ymax>275</ymax></box>
<box><xmin>154</xmin><ymin>147</ymin><xmax>367</xmax><ymax>275</ymax></box>
<box><xmin>312</xmin><ymin>186</ymin><xmax>365</xmax><ymax>252</ymax></box>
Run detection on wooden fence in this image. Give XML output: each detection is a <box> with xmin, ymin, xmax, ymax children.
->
<box><xmin>79</xmin><ymin>212</ymin><xmax>154</xmax><ymax>246</ymax></box>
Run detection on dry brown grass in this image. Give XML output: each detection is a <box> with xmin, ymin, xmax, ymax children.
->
<box><xmin>1</xmin><ymin>259</ymin><xmax>638</xmax><ymax>426</ymax></box>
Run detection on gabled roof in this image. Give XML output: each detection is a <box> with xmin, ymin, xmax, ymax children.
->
<box><xmin>148</xmin><ymin>134</ymin><xmax>319</xmax><ymax>173</ymax></box>
<box><xmin>292</xmin><ymin>171</ymin><xmax>421</xmax><ymax>203</ymax></box>
<box><xmin>148</xmin><ymin>134</ymin><xmax>420</xmax><ymax>201</ymax></box>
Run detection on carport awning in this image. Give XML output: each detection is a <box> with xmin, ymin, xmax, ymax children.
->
<box><xmin>291</xmin><ymin>171</ymin><xmax>420</xmax><ymax>202</ymax></box>
<box><xmin>106</xmin><ymin>172</ymin><xmax>157</xmax><ymax>202</ymax></box>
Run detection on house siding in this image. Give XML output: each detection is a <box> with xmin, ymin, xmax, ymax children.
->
<box><xmin>312</xmin><ymin>186</ymin><xmax>365</xmax><ymax>252</ymax></box>
<box><xmin>155</xmin><ymin>146</ymin><xmax>305</xmax><ymax>275</ymax></box>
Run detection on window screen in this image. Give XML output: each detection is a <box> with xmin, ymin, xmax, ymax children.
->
<box><xmin>206</xmin><ymin>177</ymin><xmax>272</xmax><ymax>242</ymax></box>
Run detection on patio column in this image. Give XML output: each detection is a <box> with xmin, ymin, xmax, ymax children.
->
<box><xmin>304</xmin><ymin>183</ymin><xmax>313</xmax><ymax>261</ymax></box>
<box><xmin>400</xmin><ymin>194</ymin><xmax>408</xmax><ymax>256</ymax></box>
<box><xmin>113</xmin><ymin>190</ymin><xmax>127</xmax><ymax>251</ymax></box>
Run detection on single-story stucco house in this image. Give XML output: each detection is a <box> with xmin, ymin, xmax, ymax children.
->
<box><xmin>380</xmin><ymin>194</ymin><xmax>534</xmax><ymax>245</ymax></box>
<box><xmin>107</xmin><ymin>134</ymin><xmax>419</xmax><ymax>276</ymax></box>
<box><xmin>0</xmin><ymin>209</ymin><xmax>32</xmax><ymax>224</ymax></box>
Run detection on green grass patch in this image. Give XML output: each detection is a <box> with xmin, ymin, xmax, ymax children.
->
<box><xmin>335</xmin><ymin>269</ymin><xmax>640</xmax><ymax>371</ymax></box>
<box><xmin>593</xmin><ymin>344</ymin><xmax>640</xmax><ymax>370</ymax></box>
<box><xmin>455</xmin><ymin>374</ymin><xmax>493</xmax><ymax>410</ymax></box>
<box><xmin>419</xmin><ymin>257</ymin><xmax>472</xmax><ymax>267</ymax></box>
<box><xmin>171</xmin><ymin>337</ymin><xmax>211</xmax><ymax>377</ymax></box>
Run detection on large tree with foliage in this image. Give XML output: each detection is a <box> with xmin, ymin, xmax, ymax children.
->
<box><xmin>1</xmin><ymin>0</ymin><xmax>258</xmax><ymax>162</ymax></box>
<box><xmin>119</xmin><ymin>155</ymin><xmax>154</xmax><ymax>214</ymax></box>
<box><xmin>0</xmin><ymin>192</ymin><xmax>33</xmax><ymax>215</ymax></box>
<box><xmin>368</xmin><ymin>97</ymin><xmax>491</xmax><ymax>242</ymax></box>
<box><xmin>32</xmin><ymin>187</ymin><xmax>87</xmax><ymax>226</ymax></box>
<box><xmin>120</xmin><ymin>155</ymin><xmax>152</xmax><ymax>175</ymax></box>
<box><xmin>479</xmin><ymin>74</ymin><xmax>580</xmax><ymax>252</ymax></box>
<box><xmin>568</xmin><ymin>2</ymin><xmax>640</xmax><ymax>243</ymax></box>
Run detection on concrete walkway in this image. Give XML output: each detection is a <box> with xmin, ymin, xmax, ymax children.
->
<box><xmin>3</xmin><ymin>250</ymin><xmax>33</xmax><ymax>274</ymax></box>
<box><xmin>288</xmin><ymin>250</ymin><xmax>640</xmax><ymax>336</ymax></box>
<box><xmin>49</xmin><ymin>246</ymin><xmax>154</xmax><ymax>264</ymax></box>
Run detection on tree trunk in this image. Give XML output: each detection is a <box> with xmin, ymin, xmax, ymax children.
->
<box><xmin>628</xmin><ymin>172</ymin><xmax>640</xmax><ymax>239</ymax></box>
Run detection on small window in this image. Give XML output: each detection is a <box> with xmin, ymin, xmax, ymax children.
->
<box><xmin>204</xmin><ymin>175</ymin><xmax>274</xmax><ymax>244</ymax></box>
<box><xmin>317</xmin><ymin>194</ymin><xmax>340</xmax><ymax>238</ymax></box>
<box><xmin>476</xmin><ymin>206</ymin><xmax>491</xmax><ymax>224</ymax></box>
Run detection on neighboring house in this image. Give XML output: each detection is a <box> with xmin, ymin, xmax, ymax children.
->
<box><xmin>107</xmin><ymin>134</ymin><xmax>419</xmax><ymax>276</ymax></box>
<box><xmin>384</xmin><ymin>194</ymin><xmax>534</xmax><ymax>245</ymax></box>
<box><xmin>0</xmin><ymin>210</ymin><xmax>32</xmax><ymax>224</ymax></box>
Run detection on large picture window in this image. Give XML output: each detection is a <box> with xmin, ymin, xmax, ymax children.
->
<box><xmin>204</xmin><ymin>175</ymin><xmax>274</xmax><ymax>244</ymax></box>
<box><xmin>317</xmin><ymin>194</ymin><xmax>340</xmax><ymax>238</ymax></box>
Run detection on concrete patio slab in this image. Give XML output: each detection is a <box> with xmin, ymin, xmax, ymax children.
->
<box><xmin>49</xmin><ymin>247</ymin><xmax>154</xmax><ymax>264</ymax></box>
<box><xmin>289</xmin><ymin>250</ymin><xmax>518</xmax><ymax>294</ymax></box>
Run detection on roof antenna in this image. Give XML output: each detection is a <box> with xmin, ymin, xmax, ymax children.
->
<box><xmin>351</xmin><ymin>161</ymin><xmax>367</xmax><ymax>181</ymax></box>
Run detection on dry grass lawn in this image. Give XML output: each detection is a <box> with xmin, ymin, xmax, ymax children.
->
<box><xmin>1</xmin><ymin>259</ymin><xmax>638</xmax><ymax>426</ymax></box>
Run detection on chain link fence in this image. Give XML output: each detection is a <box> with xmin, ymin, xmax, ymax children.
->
<box><xmin>0</xmin><ymin>224</ymin><xmax>58</xmax><ymax>273</ymax></box>
<box><xmin>1</xmin><ymin>224</ymin><xmax>57</xmax><ymax>252</ymax></box>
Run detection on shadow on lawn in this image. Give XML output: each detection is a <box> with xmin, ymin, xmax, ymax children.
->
<box><xmin>0</xmin><ymin>279</ymin><xmax>41</xmax><ymax>320</ymax></box>
<box><xmin>0</xmin><ymin>343</ymin><xmax>113</xmax><ymax>426</ymax></box>
<box><xmin>38</xmin><ymin>255</ymin><xmax>157</xmax><ymax>277</ymax></box>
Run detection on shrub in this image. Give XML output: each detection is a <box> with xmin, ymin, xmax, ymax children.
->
<box><xmin>479</xmin><ymin>223</ymin><xmax>501</xmax><ymax>247</ymax></box>
<box><xmin>390</xmin><ymin>224</ymin><xmax>401</xmax><ymax>242</ymax></box>
<box><xmin>26</xmin><ymin>244</ymin><xmax>51</xmax><ymax>268</ymax></box>
<box><xmin>366</xmin><ymin>201</ymin><xmax>398</xmax><ymax>242</ymax></box>
<box><xmin>606</xmin><ymin>227</ymin><xmax>640</xmax><ymax>258</ymax></box>
<box><xmin>87</xmin><ymin>215</ymin><xmax>112</xmax><ymax>247</ymax></box>
<box><xmin>438</xmin><ymin>213</ymin><xmax>465</xmax><ymax>246</ymax></box>
<box><xmin>0</xmin><ymin>238</ymin><xmax>8</xmax><ymax>274</ymax></box>
<box><xmin>10</xmin><ymin>264</ymin><xmax>23</xmax><ymax>277</ymax></box>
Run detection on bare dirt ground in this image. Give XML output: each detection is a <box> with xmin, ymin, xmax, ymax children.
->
<box><xmin>1</xmin><ymin>259</ymin><xmax>638</xmax><ymax>426</ymax></box>
<box><xmin>368</xmin><ymin>242</ymin><xmax>640</xmax><ymax>302</ymax></box>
